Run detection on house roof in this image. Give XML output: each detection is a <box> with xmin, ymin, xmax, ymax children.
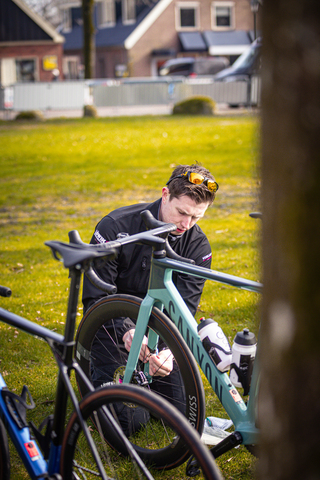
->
<box><xmin>62</xmin><ymin>0</ymin><xmax>252</xmax><ymax>56</ymax></box>
<box><xmin>63</xmin><ymin>0</ymin><xmax>170</xmax><ymax>51</ymax></box>
<box><xmin>0</xmin><ymin>0</ymin><xmax>64</xmax><ymax>43</ymax></box>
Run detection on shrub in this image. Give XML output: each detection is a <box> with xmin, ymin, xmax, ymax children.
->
<box><xmin>172</xmin><ymin>96</ymin><xmax>216</xmax><ymax>116</ymax></box>
<box><xmin>83</xmin><ymin>105</ymin><xmax>98</xmax><ymax>118</ymax></box>
<box><xmin>15</xmin><ymin>110</ymin><xmax>44</xmax><ymax>121</ymax></box>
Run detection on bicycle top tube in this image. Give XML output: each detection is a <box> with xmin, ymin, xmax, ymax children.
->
<box><xmin>153</xmin><ymin>257</ymin><xmax>262</xmax><ymax>294</ymax></box>
<box><xmin>0</xmin><ymin>307</ymin><xmax>64</xmax><ymax>345</ymax></box>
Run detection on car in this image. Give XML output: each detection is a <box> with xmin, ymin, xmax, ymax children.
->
<box><xmin>159</xmin><ymin>57</ymin><xmax>230</xmax><ymax>77</ymax></box>
<box><xmin>214</xmin><ymin>37</ymin><xmax>262</xmax><ymax>82</ymax></box>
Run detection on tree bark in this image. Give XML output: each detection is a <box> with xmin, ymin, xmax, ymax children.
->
<box><xmin>258</xmin><ymin>1</ymin><xmax>320</xmax><ymax>479</ymax></box>
<box><xmin>82</xmin><ymin>0</ymin><xmax>95</xmax><ymax>79</ymax></box>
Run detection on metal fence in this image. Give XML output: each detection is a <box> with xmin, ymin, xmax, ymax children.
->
<box><xmin>1</xmin><ymin>76</ymin><xmax>261</xmax><ymax>113</ymax></box>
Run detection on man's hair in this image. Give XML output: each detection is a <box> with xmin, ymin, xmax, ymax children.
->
<box><xmin>166</xmin><ymin>164</ymin><xmax>217</xmax><ymax>205</ymax></box>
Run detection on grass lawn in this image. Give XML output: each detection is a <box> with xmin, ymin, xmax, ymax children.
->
<box><xmin>0</xmin><ymin>113</ymin><xmax>261</xmax><ymax>479</ymax></box>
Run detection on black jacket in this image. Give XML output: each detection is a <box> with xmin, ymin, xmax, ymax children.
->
<box><xmin>82</xmin><ymin>199</ymin><xmax>212</xmax><ymax>316</ymax></box>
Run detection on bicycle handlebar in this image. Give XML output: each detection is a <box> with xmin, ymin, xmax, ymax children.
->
<box><xmin>249</xmin><ymin>212</ymin><xmax>262</xmax><ymax>219</ymax></box>
<box><xmin>0</xmin><ymin>285</ymin><xmax>12</xmax><ymax>297</ymax></box>
<box><xmin>141</xmin><ymin>210</ymin><xmax>195</xmax><ymax>265</ymax></box>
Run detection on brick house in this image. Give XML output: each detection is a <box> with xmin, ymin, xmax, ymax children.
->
<box><xmin>60</xmin><ymin>0</ymin><xmax>261</xmax><ymax>79</ymax></box>
<box><xmin>0</xmin><ymin>0</ymin><xmax>64</xmax><ymax>86</ymax></box>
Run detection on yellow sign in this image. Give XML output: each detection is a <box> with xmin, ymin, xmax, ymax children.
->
<box><xmin>43</xmin><ymin>55</ymin><xmax>58</xmax><ymax>71</ymax></box>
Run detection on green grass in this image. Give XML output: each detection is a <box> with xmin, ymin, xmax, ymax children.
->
<box><xmin>0</xmin><ymin>114</ymin><xmax>261</xmax><ymax>479</ymax></box>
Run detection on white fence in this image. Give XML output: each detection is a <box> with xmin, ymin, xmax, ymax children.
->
<box><xmin>1</xmin><ymin>76</ymin><xmax>261</xmax><ymax>112</ymax></box>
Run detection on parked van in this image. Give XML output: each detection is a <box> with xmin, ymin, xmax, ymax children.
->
<box><xmin>214</xmin><ymin>37</ymin><xmax>262</xmax><ymax>82</ymax></box>
<box><xmin>159</xmin><ymin>57</ymin><xmax>229</xmax><ymax>77</ymax></box>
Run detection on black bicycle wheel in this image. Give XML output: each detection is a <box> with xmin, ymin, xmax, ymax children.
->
<box><xmin>0</xmin><ymin>416</ymin><xmax>10</xmax><ymax>480</ymax></box>
<box><xmin>61</xmin><ymin>384</ymin><xmax>222</xmax><ymax>480</ymax></box>
<box><xmin>75</xmin><ymin>294</ymin><xmax>205</xmax><ymax>468</ymax></box>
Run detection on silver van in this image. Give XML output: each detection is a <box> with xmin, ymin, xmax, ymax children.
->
<box><xmin>214</xmin><ymin>38</ymin><xmax>261</xmax><ymax>82</ymax></box>
<box><xmin>159</xmin><ymin>57</ymin><xmax>229</xmax><ymax>77</ymax></box>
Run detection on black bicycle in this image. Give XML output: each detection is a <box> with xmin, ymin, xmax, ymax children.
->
<box><xmin>0</xmin><ymin>226</ymin><xmax>222</xmax><ymax>479</ymax></box>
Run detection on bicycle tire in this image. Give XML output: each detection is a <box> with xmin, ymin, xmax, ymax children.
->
<box><xmin>60</xmin><ymin>384</ymin><xmax>223</xmax><ymax>480</ymax></box>
<box><xmin>0</xmin><ymin>415</ymin><xmax>10</xmax><ymax>480</ymax></box>
<box><xmin>75</xmin><ymin>294</ymin><xmax>205</xmax><ymax>468</ymax></box>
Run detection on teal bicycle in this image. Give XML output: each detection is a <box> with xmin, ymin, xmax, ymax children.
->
<box><xmin>74</xmin><ymin>210</ymin><xmax>262</xmax><ymax>472</ymax></box>
<box><xmin>0</xmin><ymin>226</ymin><xmax>223</xmax><ymax>479</ymax></box>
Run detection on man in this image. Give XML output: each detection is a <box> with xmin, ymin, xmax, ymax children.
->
<box><xmin>82</xmin><ymin>163</ymin><xmax>218</xmax><ymax>432</ymax></box>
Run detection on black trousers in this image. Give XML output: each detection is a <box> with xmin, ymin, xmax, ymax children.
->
<box><xmin>90</xmin><ymin>318</ymin><xmax>186</xmax><ymax>436</ymax></box>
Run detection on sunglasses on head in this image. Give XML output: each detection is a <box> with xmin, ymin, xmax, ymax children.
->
<box><xmin>166</xmin><ymin>171</ymin><xmax>219</xmax><ymax>193</ymax></box>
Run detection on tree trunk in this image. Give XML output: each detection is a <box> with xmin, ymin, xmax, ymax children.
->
<box><xmin>258</xmin><ymin>1</ymin><xmax>320</xmax><ymax>479</ymax></box>
<box><xmin>82</xmin><ymin>0</ymin><xmax>95</xmax><ymax>79</ymax></box>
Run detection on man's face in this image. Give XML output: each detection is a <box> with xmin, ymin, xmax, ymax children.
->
<box><xmin>159</xmin><ymin>187</ymin><xmax>209</xmax><ymax>235</ymax></box>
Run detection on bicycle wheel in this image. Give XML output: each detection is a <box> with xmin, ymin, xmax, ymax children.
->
<box><xmin>0</xmin><ymin>416</ymin><xmax>10</xmax><ymax>480</ymax></box>
<box><xmin>75</xmin><ymin>294</ymin><xmax>205</xmax><ymax>468</ymax></box>
<box><xmin>61</xmin><ymin>384</ymin><xmax>222</xmax><ymax>480</ymax></box>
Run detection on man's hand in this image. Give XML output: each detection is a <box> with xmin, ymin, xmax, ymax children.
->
<box><xmin>148</xmin><ymin>349</ymin><xmax>173</xmax><ymax>377</ymax></box>
<box><xmin>122</xmin><ymin>329</ymin><xmax>150</xmax><ymax>362</ymax></box>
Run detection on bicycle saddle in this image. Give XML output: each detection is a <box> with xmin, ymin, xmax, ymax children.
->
<box><xmin>45</xmin><ymin>240</ymin><xmax>119</xmax><ymax>269</ymax></box>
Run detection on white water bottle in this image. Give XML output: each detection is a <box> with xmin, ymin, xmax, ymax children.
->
<box><xmin>230</xmin><ymin>328</ymin><xmax>257</xmax><ymax>390</ymax></box>
<box><xmin>197</xmin><ymin>318</ymin><xmax>232</xmax><ymax>372</ymax></box>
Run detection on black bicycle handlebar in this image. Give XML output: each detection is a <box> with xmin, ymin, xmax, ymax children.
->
<box><xmin>141</xmin><ymin>210</ymin><xmax>195</xmax><ymax>265</ymax></box>
<box><xmin>0</xmin><ymin>286</ymin><xmax>12</xmax><ymax>298</ymax></box>
<box><xmin>249</xmin><ymin>212</ymin><xmax>262</xmax><ymax>219</ymax></box>
<box><xmin>45</xmin><ymin>212</ymin><xmax>197</xmax><ymax>293</ymax></box>
<box><xmin>68</xmin><ymin>230</ymin><xmax>118</xmax><ymax>294</ymax></box>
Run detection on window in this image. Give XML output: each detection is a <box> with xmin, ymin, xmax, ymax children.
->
<box><xmin>62</xmin><ymin>8</ymin><xmax>71</xmax><ymax>31</ymax></box>
<box><xmin>212</xmin><ymin>2</ymin><xmax>234</xmax><ymax>29</ymax></box>
<box><xmin>97</xmin><ymin>0</ymin><xmax>115</xmax><ymax>26</ymax></box>
<box><xmin>122</xmin><ymin>0</ymin><xmax>136</xmax><ymax>24</ymax></box>
<box><xmin>176</xmin><ymin>2</ymin><xmax>199</xmax><ymax>30</ymax></box>
<box><xmin>16</xmin><ymin>59</ymin><xmax>36</xmax><ymax>82</ymax></box>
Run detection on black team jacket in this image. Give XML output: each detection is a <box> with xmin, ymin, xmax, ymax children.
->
<box><xmin>82</xmin><ymin>199</ymin><xmax>212</xmax><ymax>325</ymax></box>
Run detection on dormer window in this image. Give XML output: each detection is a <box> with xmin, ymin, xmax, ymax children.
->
<box><xmin>175</xmin><ymin>2</ymin><xmax>200</xmax><ymax>30</ymax></box>
<box><xmin>97</xmin><ymin>0</ymin><xmax>116</xmax><ymax>26</ymax></box>
<box><xmin>62</xmin><ymin>8</ymin><xmax>72</xmax><ymax>32</ymax></box>
<box><xmin>122</xmin><ymin>0</ymin><xmax>136</xmax><ymax>24</ymax></box>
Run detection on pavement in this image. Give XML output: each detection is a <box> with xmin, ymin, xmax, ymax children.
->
<box><xmin>0</xmin><ymin>103</ymin><xmax>258</xmax><ymax>120</ymax></box>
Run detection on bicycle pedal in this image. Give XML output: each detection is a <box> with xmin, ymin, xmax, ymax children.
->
<box><xmin>186</xmin><ymin>455</ymin><xmax>201</xmax><ymax>477</ymax></box>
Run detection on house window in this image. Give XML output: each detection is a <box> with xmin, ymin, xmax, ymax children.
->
<box><xmin>122</xmin><ymin>0</ymin><xmax>136</xmax><ymax>24</ymax></box>
<box><xmin>212</xmin><ymin>2</ymin><xmax>234</xmax><ymax>29</ymax></box>
<box><xmin>62</xmin><ymin>8</ymin><xmax>72</xmax><ymax>32</ymax></box>
<box><xmin>16</xmin><ymin>59</ymin><xmax>36</xmax><ymax>82</ymax></box>
<box><xmin>176</xmin><ymin>2</ymin><xmax>199</xmax><ymax>30</ymax></box>
<box><xmin>97</xmin><ymin>0</ymin><xmax>115</xmax><ymax>26</ymax></box>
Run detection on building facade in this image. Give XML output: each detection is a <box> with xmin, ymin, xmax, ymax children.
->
<box><xmin>0</xmin><ymin>0</ymin><xmax>64</xmax><ymax>86</ymax></box>
<box><xmin>60</xmin><ymin>0</ymin><xmax>261</xmax><ymax>79</ymax></box>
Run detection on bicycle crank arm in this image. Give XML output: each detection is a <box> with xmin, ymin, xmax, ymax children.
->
<box><xmin>210</xmin><ymin>431</ymin><xmax>243</xmax><ymax>458</ymax></box>
<box><xmin>186</xmin><ymin>432</ymin><xmax>243</xmax><ymax>477</ymax></box>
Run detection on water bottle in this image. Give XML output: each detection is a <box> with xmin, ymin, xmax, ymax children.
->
<box><xmin>197</xmin><ymin>318</ymin><xmax>232</xmax><ymax>372</ymax></box>
<box><xmin>230</xmin><ymin>328</ymin><xmax>257</xmax><ymax>393</ymax></box>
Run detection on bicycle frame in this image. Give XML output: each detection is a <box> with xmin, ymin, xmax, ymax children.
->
<box><xmin>123</xmin><ymin>254</ymin><xmax>262</xmax><ymax>446</ymax></box>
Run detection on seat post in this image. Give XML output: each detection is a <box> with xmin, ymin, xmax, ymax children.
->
<box><xmin>64</xmin><ymin>265</ymin><xmax>82</xmax><ymax>347</ymax></box>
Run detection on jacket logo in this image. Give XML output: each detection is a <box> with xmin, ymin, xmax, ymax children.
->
<box><xmin>94</xmin><ymin>229</ymin><xmax>106</xmax><ymax>243</ymax></box>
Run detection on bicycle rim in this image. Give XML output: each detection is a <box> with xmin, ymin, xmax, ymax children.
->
<box><xmin>60</xmin><ymin>385</ymin><xmax>222</xmax><ymax>480</ymax></box>
<box><xmin>75</xmin><ymin>294</ymin><xmax>205</xmax><ymax>468</ymax></box>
